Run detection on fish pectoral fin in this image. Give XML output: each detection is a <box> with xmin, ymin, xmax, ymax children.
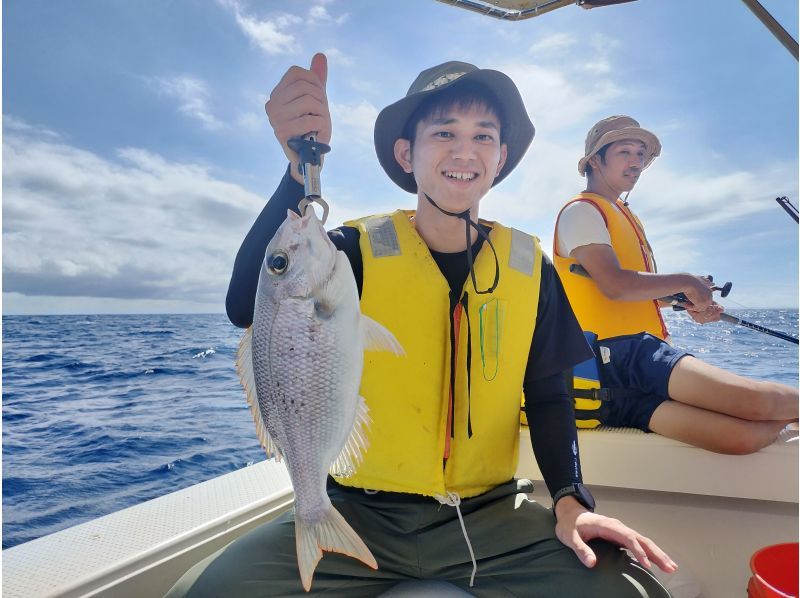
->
<box><xmin>359</xmin><ymin>315</ymin><xmax>405</xmax><ymax>356</ymax></box>
<box><xmin>296</xmin><ymin>506</ymin><xmax>378</xmax><ymax>591</ymax></box>
<box><xmin>236</xmin><ymin>326</ymin><xmax>282</xmax><ymax>461</ymax></box>
<box><xmin>330</xmin><ymin>395</ymin><xmax>371</xmax><ymax>478</ymax></box>
<box><xmin>310</xmin><ymin>250</ymin><xmax>350</xmax><ymax>313</ymax></box>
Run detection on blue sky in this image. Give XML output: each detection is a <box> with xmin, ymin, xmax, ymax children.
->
<box><xmin>3</xmin><ymin>0</ymin><xmax>798</xmax><ymax>314</ymax></box>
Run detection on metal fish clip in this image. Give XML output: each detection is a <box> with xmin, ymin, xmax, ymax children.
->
<box><xmin>288</xmin><ymin>133</ymin><xmax>331</xmax><ymax>225</ymax></box>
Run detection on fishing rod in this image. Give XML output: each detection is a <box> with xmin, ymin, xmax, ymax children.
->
<box><xmin>569</xmin><ymin>264</ymin><xmax>799</xmax><ymax>345</ymax></box>
<box><xmin>775</xmin><ymin>196</ymin><xmax>799</xmax><ymax>224</ymax></box>
<box><xmin>664</xmin><ymin>298</ymin><xmax>799</xmax><ymax>345</ymax></box>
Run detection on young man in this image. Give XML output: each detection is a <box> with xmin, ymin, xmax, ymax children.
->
<box><xmin>167</xmin><ymin>58</ymin><xmax>675</xmax><ymax>596</ymax></box>
<box><xmin>554</xmin><ymin>115</ymin><xmax>798</xmax><ymax>454</ymax></box>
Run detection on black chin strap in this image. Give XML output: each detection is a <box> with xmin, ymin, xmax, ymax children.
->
<box><xmin>622</xmin><ymin>189</ymin><xmax>632</xmax><ymax>206</ymax></box>
<box><xmin>424</xmin><ymin>194</ymin><xmax>499</xmax><ymax>294</ymax></box>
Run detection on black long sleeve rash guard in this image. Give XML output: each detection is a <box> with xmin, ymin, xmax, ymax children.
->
<box><xmin>226</xmin><ymin>167</ymin><xmax>594</xmax><ymax>498</ymax></box>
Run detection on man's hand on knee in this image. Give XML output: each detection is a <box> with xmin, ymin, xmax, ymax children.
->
<box><xmin>554</xmin><ymin>503</ymin><xmax>678</xmax><ymax>573</ymax></box>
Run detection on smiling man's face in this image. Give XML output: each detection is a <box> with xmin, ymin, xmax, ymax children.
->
<box><xmin>394</xmin><ymin>103</ymin><xmax>507</xmax><ymax>214</ymax></box>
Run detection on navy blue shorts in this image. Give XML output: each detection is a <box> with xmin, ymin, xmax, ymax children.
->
<box><xmin>594</xmin><ymin>333</ymin><xmax>691</xmax><ymax>431</ymax></box>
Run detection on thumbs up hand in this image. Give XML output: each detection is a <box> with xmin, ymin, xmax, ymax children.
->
<box><xmin>265</xmin><ymin>53</ymin><xmax>331</xmax><ymax>184</ymax></box>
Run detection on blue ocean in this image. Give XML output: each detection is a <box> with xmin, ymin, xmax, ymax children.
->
<box><xmin>3</xmin><ymin>310</ymin><xmax>798</xmax><ymax>549</ymax></box>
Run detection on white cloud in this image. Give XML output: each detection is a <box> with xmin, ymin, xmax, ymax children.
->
<box><xmin>324</xmin><ymin>47</ymin><xmax>354</xmax><ymax>68</ymax></box>
<box><xmin>237</xmin><ymin>12</ymin><xmax>299</xmax><ymax>55</ymax></box>
<box><xmin>219</xmin><ymin>0</ymin><xmax>299</xmax><ymax>55</ymax></box>
<box><xmin>219</xmin><ymin>1</ymin><xmax>347</xmax><ymax>56</ymax></box>
<box><xmin>309</xmin><ymin>5</ymin><xmax>331</xmax><ymax>22</ymax></box>
<box><xmin>3</xmin><ymin>114</ymin><xmax>61</xmax><ymax>139</ymax></box>
<box><xmin>3</xmin><ymin>119</ymin><xmax>266</xmax><ymax>311</ymax></box>
<box><xmin>633</xmin><ymin>164</ymin><xmax>799</xmax><ymax>233</ymax></box>
<box><xmin>657</xmin><ymin>118</ymin><xmax>685</xmax><ymax>133</ymax></box>
<box><xmin>236</xmin><ymin>111</ymin><xmax>265</xmax><ymax>132</ymax></box>
<box><xmin>349</xmin><ymin>78</ymin><xmax>380</xmax><ymax>96</ymax></box>
<box><xmin>330</xmin><ymin>100</ymin><xmax>379</xmax><ymax>150</ymax></box>
<box><xmin>589</xmin><ymin>33</ymin><xmax>621</xmax><ymax>51</ymax></box>
<box><xmin>309</xmin><ymin>2</ymin><xmax>348</xmax><ymax>25</ymax></box>
<box><xmin>580</xmin><ymin>60</ymin><xmax>612</xmax><ymax>74</ymax></box>
<box><xmin>149</xmin><ymin>76</ymin><xmax>223</xmax><ymax>130</ymax></box>
<box><xmin>234</xmin><ymin>90</ymin><xmax>270</xmax><ymax>133</ymax></box>
<box><xmin>501</xmin><ymin>61</ymin><xmax>622</xmax><ymax>132</ymax></box>
<box><xmin>529</xmin><ymin>33</ymin><xmax>575</xmax><ymax>54</ymax></box>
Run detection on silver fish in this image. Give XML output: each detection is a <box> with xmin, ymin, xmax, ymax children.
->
<box><xmin>237</xmin><ymin>207</ymin><xmax>403</xmax><ymax>592</ymax></box>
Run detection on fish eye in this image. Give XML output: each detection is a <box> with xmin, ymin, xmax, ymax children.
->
<box><xmin>267</xmin><ymin>251</ymin><xmax>289</xmax><ymax>275</ymax></box>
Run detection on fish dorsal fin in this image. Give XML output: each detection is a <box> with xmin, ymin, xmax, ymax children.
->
<box><xmin>329</xmin><ymin>395</ymin><xmax>371</xmax><ymax>478</ymax></box>
<box><xmin>236</xmin><ymin>326</ymin><xmax>282</xmax><ymax>461</ymax></box>
<box><xmin>359</xmin><ymin>315</ymin><xmax>405</xmax><ymax>355</ymax></box>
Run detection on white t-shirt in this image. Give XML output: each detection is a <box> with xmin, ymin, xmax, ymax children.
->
<box><xmin>556</xmin><ymin>200</ymin><xmax>612</xmax><ymax>258</ymax></box>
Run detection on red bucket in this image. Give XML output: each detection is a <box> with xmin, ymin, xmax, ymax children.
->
<box><xmin>748</xmin><ymin>543</ymin><xmax>799</xmax><ymax>598</ymax></box>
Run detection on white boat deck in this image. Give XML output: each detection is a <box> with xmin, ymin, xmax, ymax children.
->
<box><xmin>2</xmin><ymin>459</ymin><xmax>294</xmax><ymax>598</ymax></box>
<box><xmin>3</xmin><ymin>427</ymin><xmax>797</xmax><ymax>597</ymax></box>
<box><xmin>521</xmin><ymin>425</ymin><xmax>798</xmax><ymax>503</ymax></box>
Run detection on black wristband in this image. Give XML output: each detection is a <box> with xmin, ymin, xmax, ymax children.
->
<box><xmin>553</xmin><ymin>483</ymin><xmax>596</xmax><ymax>513</ymax></box>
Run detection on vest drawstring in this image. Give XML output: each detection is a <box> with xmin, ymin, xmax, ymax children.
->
<box><xmin>423</xmin><ymin>193</ymin><xmax>499</xmax><ymax>295</ymax></box>
<box><xmin>435</xmin><ymin>491</ymin><xmax>477</xmax><ymax>587</ymax></box>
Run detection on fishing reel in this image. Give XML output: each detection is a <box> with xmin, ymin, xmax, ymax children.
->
<box><xmin>670</xmin><ymin>275</ymin><xmax>732</xmax><ymax>311</ymax></box>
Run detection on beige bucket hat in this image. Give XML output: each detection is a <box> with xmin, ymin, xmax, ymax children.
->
<box><xmin>578</xmin><ymin>115</ymin><xmax>661</xmax><ymax>176</ymax></box>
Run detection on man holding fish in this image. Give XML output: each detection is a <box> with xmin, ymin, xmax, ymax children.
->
<box><xmin>167</xmin><ymin>53</ymin><xmax>675</xmax><ymax>596</ymax></box>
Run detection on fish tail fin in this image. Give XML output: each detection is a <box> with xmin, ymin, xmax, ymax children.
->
<box><xmin>296</xmin><ymin>506</ymin><xmax>378</xmax><ymax>591</ymax></box>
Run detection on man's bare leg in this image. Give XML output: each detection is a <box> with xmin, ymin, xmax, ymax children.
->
<box><xmin>649</xmin><ymin>400</ymin><xmax>792</xmax><ymax>454</ymax></box>
<box><xmin>667</xmin><ymin>356</ymin><xmax>798</xmax><ymax>421</ymax></box>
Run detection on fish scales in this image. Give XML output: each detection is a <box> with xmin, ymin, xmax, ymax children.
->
<box><xmin>253</xmin><ymin>297</ymin><xmax>362</xmax><ymax>519</ymax></box>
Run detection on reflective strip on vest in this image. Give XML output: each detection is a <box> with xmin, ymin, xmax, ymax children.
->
<box><xmin>509</xmin><ymin>227</ymin><xmax>535</xmax><ymax>276</ymax></box>
<box><xmin>364</xmin><ymin>215</ymin><xmax>401</xmax><ymax>257</ymax></box>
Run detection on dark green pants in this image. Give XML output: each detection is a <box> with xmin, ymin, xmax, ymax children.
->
<box><xmin>165</xmin><ymin>479</ymin><xmax>669</xmax><ymax>597</ymax></box>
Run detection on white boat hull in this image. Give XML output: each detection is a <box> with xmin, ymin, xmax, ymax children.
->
<box><xmin>4</xmin><ymin>427</ymin><xmax>797</xmax><ymax>597</ymax></box>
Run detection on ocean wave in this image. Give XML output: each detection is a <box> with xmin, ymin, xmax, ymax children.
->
<box><xmin>135</xmin><ymin>329</ymin><xmax>177</xmax><ymax>336</ymax></box>
<box><xmin>23</xmin><ymin>353</ymin><xmax>63</xmax><ymax>363</ymax></box>
<box><xmin>5</xmin><ymin>311</ymin><xmax>793</xmax><ymax>551</ymax></box>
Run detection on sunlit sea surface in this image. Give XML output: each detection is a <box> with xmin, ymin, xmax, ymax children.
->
<box><xmin>3</xmin><ymin>310</ymin><xmax>798</xmax><ymax>548</ymax></box>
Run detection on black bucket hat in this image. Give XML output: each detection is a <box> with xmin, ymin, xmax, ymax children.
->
<box><xmin>374</xmin><ymin>61</ymin><xmax>535</xmax><ymax>194</ymax></box>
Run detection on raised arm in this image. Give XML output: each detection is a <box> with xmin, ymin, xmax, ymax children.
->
<box><xmin>266</xmin><ymin>53</ymin><xmax>331</xmax><ymax>186</ymax></box>
<box><xmin>226</xmin><ymin>53</ymin><xmax>332</xmax><ymax>327</ymax></box>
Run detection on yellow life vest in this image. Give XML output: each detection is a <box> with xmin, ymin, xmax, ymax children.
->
<box><xmin>563</xmin><ymin>332</ymin><xmax>602</xmax><ymax>429</ymax></box>
<box><xmin>553</xmin><ymin>193</ymin><xmax>668</xmax><ymax>341</ymax></box>
<box><xmin>519</xmin><ymin>331</ymin><xmax>604</xmax><ymax>429</ymax></box>
<box><xmin>339</xmin><ymin>210</ymin><xmax>542</xmax><ymax>498</ymax></box>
